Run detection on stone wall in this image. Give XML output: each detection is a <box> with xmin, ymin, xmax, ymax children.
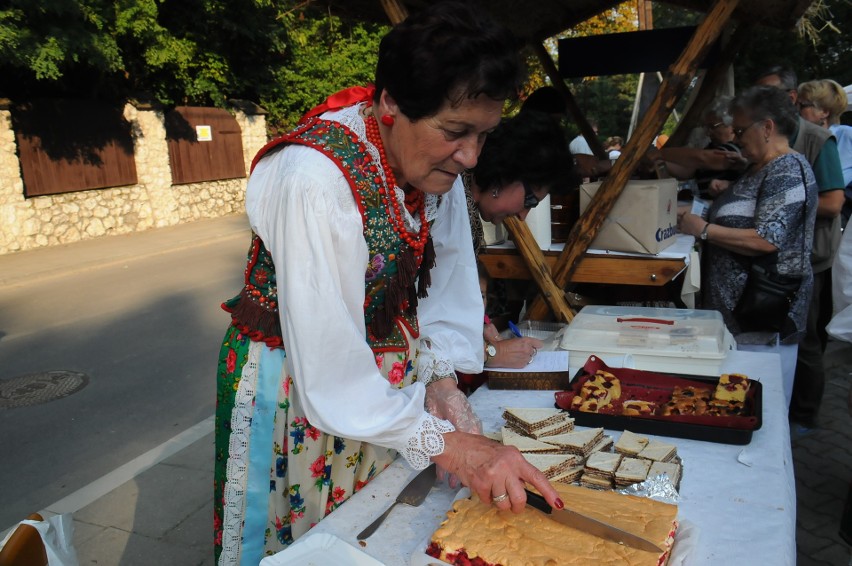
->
<box><xmin>0</xmin><ymin>102</ymin><xmax>267</xmax><ymax>255</ymax></box>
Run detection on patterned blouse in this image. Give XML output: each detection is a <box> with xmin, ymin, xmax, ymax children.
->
<box><xmin>703</xmin><ymin>152</ymin><xmax>817</xmax><ymax>344</ymax></box>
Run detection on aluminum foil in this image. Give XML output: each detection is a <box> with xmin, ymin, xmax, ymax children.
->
<box><xmin>616</xmin><ymin>473</ymin><xmax>680</xmax><ymax>504</ymax></box>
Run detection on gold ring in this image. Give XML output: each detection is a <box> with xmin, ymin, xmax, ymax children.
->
<box><xmin>492</xmin><ymin>493</ymin><xmax>509</xmax><ymax>503</ymax></box>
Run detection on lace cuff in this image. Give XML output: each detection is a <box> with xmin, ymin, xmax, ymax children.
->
<box><xmin>416</xmin><ymin>350</ymin><xmax>458</xmax><ymax>387</ymax></box>
<box><xmin>400</xmin><ymin>413</ymin><xmax>455</xmax><ymax>470</ymax></box>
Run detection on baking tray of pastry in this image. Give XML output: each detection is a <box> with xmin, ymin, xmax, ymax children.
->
<box><xmin>554</xmin><ymin>355</ymin><xmax>762</xmax><ymax>445</ymax></box>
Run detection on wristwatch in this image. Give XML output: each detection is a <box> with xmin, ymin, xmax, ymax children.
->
<box><xmin>485</xmin><ymin>342</ymin><xmax>497</xmax><ymax>361</ymax></box>
<box><xmin>700</xmin><ymin>222</ymin><xmax>710</xmax><ymax>241</ymax></box>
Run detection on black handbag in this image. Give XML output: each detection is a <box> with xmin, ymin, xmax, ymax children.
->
<box><xmin>733</xmin><ymin>261</ymin><xmax>802</xmax><ymax>333</ymax></box>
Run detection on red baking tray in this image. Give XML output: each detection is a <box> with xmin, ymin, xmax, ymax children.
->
<box><xmin>554</xmin><ymin>355</ymin><xmax>762</xmax><ymax>445</ymax></box>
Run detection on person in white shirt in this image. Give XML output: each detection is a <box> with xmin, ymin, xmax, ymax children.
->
<box><xmin>213</xmin><ymin>4</ymin><xmax>562</xmax><ymax>563</ymax></box>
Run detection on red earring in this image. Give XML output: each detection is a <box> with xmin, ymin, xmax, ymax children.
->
<box><xmin>381</xmin><ymin>114</ymin><xmax>395</xmax><ymax>127</ymax></box>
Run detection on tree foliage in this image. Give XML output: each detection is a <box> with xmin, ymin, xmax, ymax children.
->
<box><xmin>1</xmin><ymin>0</ymin><xmax>848</xmax><ymax>137</ymax></box>
<box><xmin>523</xmin><ymin>1</ymin><xmax>640</xmax><ymax>142</ymax></box>
<box><xmin>0</xmin><ymin>0</ymin><xmax>386</xmax><ymax>132</ymax></box>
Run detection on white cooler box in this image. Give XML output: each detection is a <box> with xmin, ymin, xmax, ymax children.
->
<box><xmin>559</xmin><ymin>305</ymin><xmax>735</xmax><ymax>376</ymax></box>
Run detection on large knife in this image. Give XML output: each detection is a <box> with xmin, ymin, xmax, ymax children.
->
<box><xmin>357</xmin><ymin>464</ymin><xmax>436</xmax><ymax>540</ymax></box>
<box><xmin>524</xmin><ymin>489</ymin><xmax>662</xmax><ymax>552</ymax></box>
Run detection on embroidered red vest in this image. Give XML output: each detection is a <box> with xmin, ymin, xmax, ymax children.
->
<box><xmin>222</xmin><ymin>117</ymin><xmax>423</xmax><ymax>353</ymax></box>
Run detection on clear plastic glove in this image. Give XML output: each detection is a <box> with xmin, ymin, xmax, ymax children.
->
<box><xmin>425</xmin><ymin>378</ymin><xmax>482</xmax><ymax>488</ymax></box>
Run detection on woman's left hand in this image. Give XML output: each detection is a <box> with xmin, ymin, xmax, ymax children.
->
<box><xmin>425</xmin><ymin>378</ymin><xmax>483</xmax><ymax>488</ymax></box>
<box><xmin>678</xmin><ymin>212</ymin><xmax>706</xmax><ymax>238</ymax></box>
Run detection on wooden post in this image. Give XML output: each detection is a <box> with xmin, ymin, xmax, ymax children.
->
<box><xmin>524</xmin><ymin>0</ymin><xmax>740</xmax><ymax>321</ymax></box>
<box><xmin>379</xmin><ymin>0</ymin><xmax>408</xmax><ymax>24</ymax></box>
<box><xmin>503</xmin><ymin>216</ymin><xmax>574</xmax><ymax>322</ymax></box>
<box><xmin>667</xmin><ymin>21</ymin><xmax>755</xmax><ymax>147</ymax></box>
<box><xmin>532</xmin><ymin>42</ymin><xmax>608</xmax><ymax>161</ymax></box>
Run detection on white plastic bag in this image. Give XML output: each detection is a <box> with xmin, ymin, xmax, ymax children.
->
<box><xmin>0</xmin><ymin>513</ymin><xmax>79</xmax><ymax>566</ymax></box>
<box><xmin>827</xmin><ymin>226</ymin><xmax>852</xmax><ymax>343</ymax></box>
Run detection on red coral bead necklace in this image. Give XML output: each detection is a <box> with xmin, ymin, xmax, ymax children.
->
<box><xmin>364</xmin><ymin>114</ymin><xmax>429</xmax><ymax>259</ymax></box>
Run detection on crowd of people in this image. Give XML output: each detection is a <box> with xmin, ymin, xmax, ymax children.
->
<box><xmin>210</xmin><ymin>1</ymin><xmax>850</xmax><ymax>560</ymax></box>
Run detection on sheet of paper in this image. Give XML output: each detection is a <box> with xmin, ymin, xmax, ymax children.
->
<box><xmin>487</xmin><ymin>350</ymin><xmax>569</xmax><ymax>373</ymax></box>
<box><xmin>691</xmin><ymin>197</ymin><xmax>710</xmax><ymax>219</ymax></box>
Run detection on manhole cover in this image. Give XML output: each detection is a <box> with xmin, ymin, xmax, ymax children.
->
<box><xmin>0</xmin><ymin>371</ymin><xmax>89</xmax><ymax>409</ymax></box>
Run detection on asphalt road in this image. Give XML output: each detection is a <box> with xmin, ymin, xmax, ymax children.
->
<box><xmin>0</xmin><ymin>217</ymin><xmax>250</xmax><ymax>529</ymax></box>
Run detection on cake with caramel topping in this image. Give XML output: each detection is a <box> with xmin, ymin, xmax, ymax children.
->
<box><xmin>426</xmin><ymin>483</ymin><xmax>678</xmax><ymax>566</ymax></box>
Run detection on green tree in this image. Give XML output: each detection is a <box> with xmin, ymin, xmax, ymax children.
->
<box><xmin>0</xmin><ymin>1</ymin><xmax>386</xmax><ymax>133</ymax></box>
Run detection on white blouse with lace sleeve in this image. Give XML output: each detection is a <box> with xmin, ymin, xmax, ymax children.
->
<box><xmin>244</xmin><ymin>112</ymin><xmax>462</xmax><ymax>470</ymax></box>
<box><xmin>416</xmin><ymin>176</ymin><xmax>486</xmax><ymax>382</ymax></box>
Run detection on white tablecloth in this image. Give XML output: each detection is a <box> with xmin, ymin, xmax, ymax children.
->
<box><xmin>276</xmin><ymin>350</ymin><xmax>795</xmax><ymax>566</ymax></box>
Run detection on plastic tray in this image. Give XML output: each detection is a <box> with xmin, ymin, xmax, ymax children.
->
<box><xmin>560</xmin><ymin>306</ymin><xmax>734</xmax><ymax>376</ymax></box>
<box><xmin>554</xmin><ymin>356</ymin><xmax>762</xmax><ymax>445</ymax></box>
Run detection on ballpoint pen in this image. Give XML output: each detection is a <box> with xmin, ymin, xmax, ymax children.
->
<box><xmin>508</xmin><ymin>320</ymin><xmax>523</xmax><ymax>338</ymax></box>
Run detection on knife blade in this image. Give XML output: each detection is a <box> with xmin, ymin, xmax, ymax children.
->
<box><xmin>524</xmin><ymin>489</ymin><xmax>662</xmax><ymax>553</ymax></box>
<box><xmin>357</xmin><ymin>464</ymin><xmax>436</xmax><ymax>540</ymax></box>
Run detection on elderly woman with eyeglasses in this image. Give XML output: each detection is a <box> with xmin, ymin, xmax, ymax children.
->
<box><xmin>678</xmin><ymin>86</ymin><xmax>818</xmax><ymax>406</ymax></box>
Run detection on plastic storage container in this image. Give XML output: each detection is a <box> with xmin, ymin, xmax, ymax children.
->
<box><xmin>559</xmin><ymin>305</ymin><xmax>735</xmax><ymax>376</ymax></box>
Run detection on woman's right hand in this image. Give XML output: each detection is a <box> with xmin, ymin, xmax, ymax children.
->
<box><xmin>486</xmin><ymin>337</ymin><xmax>543</xmax><ymax>368</ymax></box>
<box><xmin>432</xmin><ymin>431</ymin><xmax>563</xmax><ymax>513</ymax></box>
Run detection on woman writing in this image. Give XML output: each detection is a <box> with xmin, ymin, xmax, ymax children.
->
<box><xmin>214</xmin><ymin>4</ymin><xmax>562</xmax><ymax>562</ymax></box>
<box><xmin>678</xmin><ymin>86</ymin><xmax>817</xmax><ymax>405</ymax></box>
<box><xmin>465</xmin><ymin>110</ymin><xmax>577</xmax><ymax>369</ymax></box>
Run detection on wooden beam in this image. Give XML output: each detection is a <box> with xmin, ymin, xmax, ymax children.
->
<box><xmin>667</xmin><ymin>21</ymin><xmax>755</xmax><ymax>147</ymax></box>
<box><xmin>503</xmin><ymin>217</ymin><xmax>574</xmax><ymax>322</ymax></box>
<box><xmin>532</xmin><ymin>42</ymin><xmax>608</xmax><ymax>161</ymax></box>
<box><xmin>379</xmin><ymin>0</ymin><xmax>408</xmax><ymax>24</ymax></box>
<box><xmin>479</xmin><ymin>249</ymin><xmax>686</xmax><ymax>287</ymax></box>
<box><xmin>524</xmin><ymin>0</ymin><xmax>740</xmax><ymax>321</ymax></box>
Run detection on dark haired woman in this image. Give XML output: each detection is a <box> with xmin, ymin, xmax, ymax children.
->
<box><xmin>465</xmin><ymin>111</ymin><xmax>578</xmax><ymax>370</ymax></box>
<box><xmin>678</xmin><ymin>85</ymin><xmax>817</xmax><ymax>406</ymax></box>
<box><xmin>213</xmin><ymin>3</ymin><xmax>562</xmax><ymax>562</ymax></box>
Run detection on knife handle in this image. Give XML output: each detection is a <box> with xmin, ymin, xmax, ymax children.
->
<box><xmin>357</xmin><ymin>501</ymin><xmax>397</xmax><ymax>540</ymax></box>
<box><xmin>524</xmin><ymin>488</ymin><xmax>552</xmax><ymax>514</ymax></box>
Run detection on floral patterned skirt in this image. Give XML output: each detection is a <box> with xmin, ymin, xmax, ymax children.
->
<box><xmin>213</xmin><ymin>325</ymin><xmax>415</xmax><ymax>565</ymax></box>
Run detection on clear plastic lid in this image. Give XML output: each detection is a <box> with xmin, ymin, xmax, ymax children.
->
<box><xmin>560</xmin><ymin>305</ymin><xmax>728</xmax><ymax>356</ymax></box>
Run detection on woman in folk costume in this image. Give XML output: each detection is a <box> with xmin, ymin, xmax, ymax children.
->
<box><xmin>213</xmin><ymin>3</ymin><xmax>563</xmax><ymax>563</ymax></box>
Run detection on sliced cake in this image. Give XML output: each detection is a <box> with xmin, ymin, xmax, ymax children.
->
<box><xmin>527</xmin><ymin>418</ymin><xmax>575</xmax><ymax>439</ymax></box>
<box><xmin>503</xmin><ymin>407</ymin><xmax>569</xmax><ymax>434</ymax></box>
<box><xmin>541</xmin><ymin>428</ymin><xmax>604</xmax><ymax>456</ymax></box>
<box><xmin>522</xmin><ymin>453</ymin><xmax>582</xmax><ymax>479</ymax></box>
<box><xmin>714</xmin><ymin>373</ymin><xmax>750</xmax><ymax>402</ymax></box>
<box><xmin>648</xmin><ymin>461</ymin><xmax>682</xmax><ymax>489</ymax></box>
<box><xmin>615</xmin><ymin>457</ymin><xmax>652</xmax><ymax>488</ymax></box>
<box><xmin>551</xmin><ymin>465</ymin><xmax>585</xmax><ymax>485</ymax></box>
<box><xmin>614</xmin><ymin>430</ymin><xmax>649</xmax><ymax>456</ymax></box>
<box><xmin>501</xmin><ymin>427</ymin><xmax>562</xmax><ymax>454</ymax></box>
<box><xmin>580</xmin><ymin>451</ymin><xmax>622</xmax><ymax>490</ymax></box>
<box><xmin>637</xmin><ymin>440</ymin><xmax>677</xmax><ymax>463</ymax></box>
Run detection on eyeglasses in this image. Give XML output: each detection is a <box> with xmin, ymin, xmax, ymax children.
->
<box><xmin>732</xmin><ymin>121</ymin><xmax>762</xmax><ymax>138</ymax></box>
<box><xmin>704</xmin><ymin>121</ymin><xmax>726</xmax><ymax>130</ymax></box>
<box><xmin>797</xmin><ymin>100</ymin><xmax>815</xmax><ymax>109</ymax></box>
<box><xmin>522</xmin><ymin>182</ymin><xmax>541</xmax><ymax>209</ymax></box>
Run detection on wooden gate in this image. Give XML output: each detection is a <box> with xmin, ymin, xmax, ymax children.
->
<box><xmin>165</xmin><ymin>106</ymin><xmax>246</xmax><ymax>185</ymax></box>
<box><xmin>13</xmin><ymin>99</ymin><xmax>138</xmax><ymax>198</ymax></box>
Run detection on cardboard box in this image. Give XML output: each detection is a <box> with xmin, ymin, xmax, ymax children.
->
<box><xmin>579</xmin><ymin>179</ymin><xmax>678</xmax><ymax>254</ymax></box>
